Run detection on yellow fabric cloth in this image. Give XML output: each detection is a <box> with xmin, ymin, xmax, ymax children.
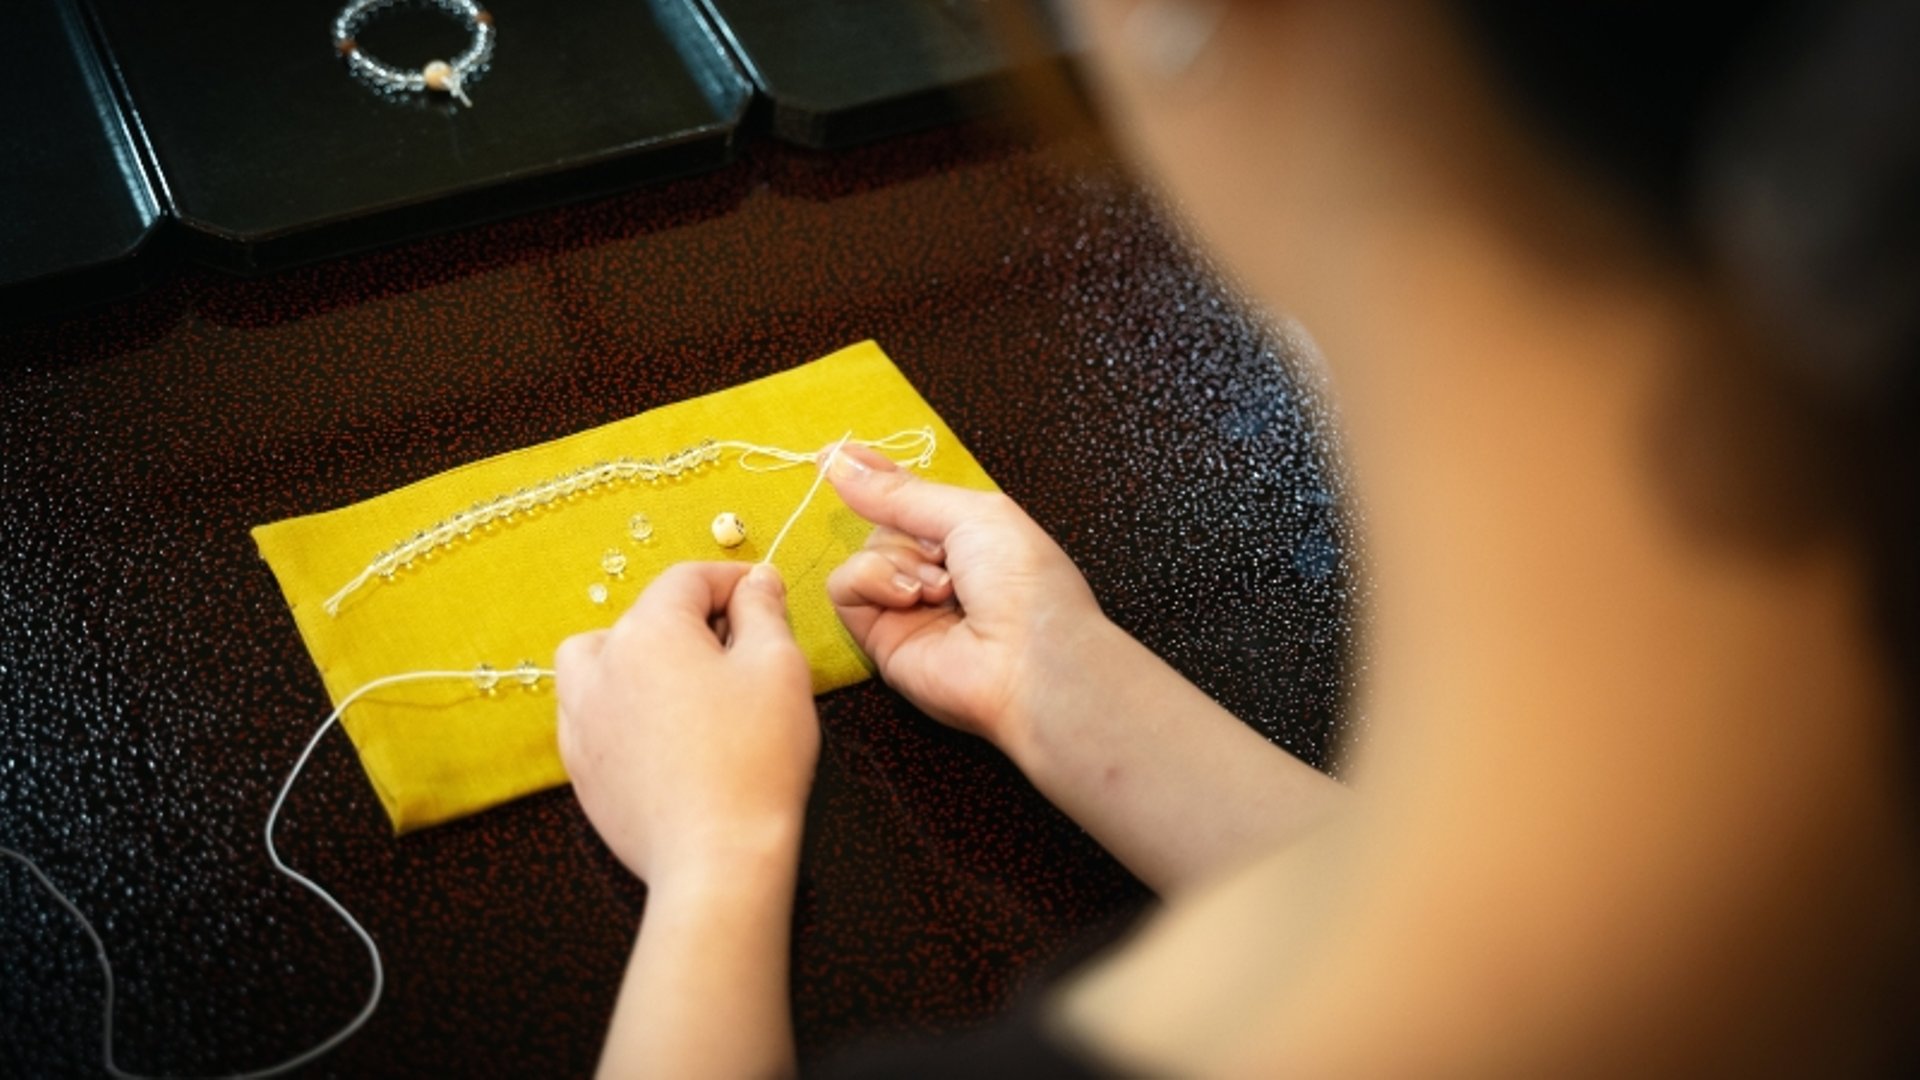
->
<box><xmin>253</xmin><ymin>342</ymin><xmax>996</xmax><ymax>833</ymax></box>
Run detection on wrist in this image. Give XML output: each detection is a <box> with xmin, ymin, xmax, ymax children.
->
<box><xmin>648</xmin><ymin>815</ymin><xmax>805</xmax><ymax>898</ymax></box>
<box><xmin>999</xmin><ymin>612</ymin><xmax>1138</xmax><ymax>775</ymax></box>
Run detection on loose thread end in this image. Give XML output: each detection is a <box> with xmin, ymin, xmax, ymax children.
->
<box><xmin>758</xmin><ymin>431</ymin><xmax>852</xmax><ymax>568</ymax></box>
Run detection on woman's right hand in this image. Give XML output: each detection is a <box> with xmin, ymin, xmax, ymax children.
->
<box><xmin>823</xmin><ymin>445</ymin><xmax>1109</xmax><ymax>755</ymax></box>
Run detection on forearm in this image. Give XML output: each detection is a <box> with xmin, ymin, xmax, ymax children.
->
<box><xmin>1004</xmin><ymin>618</ymin><xmax>1346</xmax><ymax>895</ymax></box>
<box><xmin>596</xmin><ymin>835</ymin><xmax>803</xmax><ymax>1079</ymax></box>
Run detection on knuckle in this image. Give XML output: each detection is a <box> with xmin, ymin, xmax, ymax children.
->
<box><xmin>553</xmin><ymin>633</ymin><xmax>591</xmax><ymax>673</ymax></box>
<box><xmin>554</xmin><ymin>707</ymin><xmax>582</xmax><ymax>772</ymax></box>
<box><xmin>761</xmin><ymin>641</ymin><xmax>813</xmax><ymax>684</ymax></box>
<box><xmin>746</xmin><ymin>632</ymin><xmax>802</xmax><ymax>661</ymax></box>
<box><xmin>861</xmin><ymin>550</ymin><xmax>904</xmax><ymax>585</ymax></box>
<box><xmin>656</xmin><ymin>561</ymin><xmax>702</xmax><ymax>586</ymax></box>
<box><xmin>876</xmin><ymin>467</ymin><xmax>917</xmax><ymax>498</ymax></box>
<box><xmin>983</xmin><ymin>491</ymin><xmax>1021</xmax><ymax>517</ymax></box>
<box><xmin>825</xmin><ymin>561</ymin><xmax>855</xmax><ymax>593</ymax></box>
<box><xmin>613</xmin><ymin>592</ymin><xmax>664</xmax><ymax>637</ymax></box>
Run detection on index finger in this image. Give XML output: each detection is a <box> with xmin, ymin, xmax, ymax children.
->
<box><xmin>823</xmin><ymin>444</ymin><xmax>1007</xmax><ymax>543</ymax></box>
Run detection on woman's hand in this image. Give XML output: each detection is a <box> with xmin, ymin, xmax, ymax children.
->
<box><xmin>826</xmin><ymin>447</ymin><xmax>1346</xmax><ymax>894</ymax></box>
<box><xmin>823</xmin><ymin>445</ymin><xmax>1109</xmax><ymax>756</ymax></box>
<box><xmin>554</xmin><ymin>562</ymin><xmax>818</xmax><ymax>883</ymax></box>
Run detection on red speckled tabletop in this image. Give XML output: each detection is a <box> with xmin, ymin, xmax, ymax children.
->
<box><xmin>0</xmin><ymin>124</ymin><xmax>1358</xmax><ymax>1077</ymax></box>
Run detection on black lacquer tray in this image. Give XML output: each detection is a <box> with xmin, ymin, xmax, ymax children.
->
<box><xmin>698</xmin><ymin>0</ymin><xmax>1072</xmax><ymax>149</ymax></box>
<box><xmin>0</xmin><ymin>0</ymin><xmax>162</xmax><ymax>319</ymax></box>
<box><xmin>84</xmin><ymin>0</ymin><xmax>753</xmax><ymax>274</ymax></box>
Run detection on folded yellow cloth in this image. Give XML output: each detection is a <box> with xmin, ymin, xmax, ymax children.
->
<box><xmin>253</xmin><ymin>342</ymin><xmax>996</xmax><ymax>833</ymax></box>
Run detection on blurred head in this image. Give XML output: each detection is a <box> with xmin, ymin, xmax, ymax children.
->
<box><xmin>1063</xmin><ymin>0</ymin><xmax>1920</xmax><ymax>732</ymax></box>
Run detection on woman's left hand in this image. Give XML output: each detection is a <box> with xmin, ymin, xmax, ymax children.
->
<box><xmin>555</xmin><ymin>562</ymin><xmax>819</xmax><ymax>883</ymax></box>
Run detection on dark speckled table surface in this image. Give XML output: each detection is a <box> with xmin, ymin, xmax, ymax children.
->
<box><xmin>0</xmin><ymin>123</ymin><xmax>1359</xmax><ymax>1077</ymax></box>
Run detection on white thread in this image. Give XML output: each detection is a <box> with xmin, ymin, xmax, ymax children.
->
<box><xmin>5</xmin><ymin>426</ymin><xmax>935</xmax><ymax>1069</ymax></box>
<box><xmin>722</xmin><ymin>428</ymin><xmax>936</xmax><ymax>473</ymax></box>
<box><xmin>759</xmin><ymin>432</ymin><xmax>852</xmax><ymax>568</ymax></box>
<box><xmin>1</xmin><ymin>665</ymin><xmax>553</xmax><ymax>1079</ymax></box>
<box><xmin>322</xmin><ymin>428</ymin><xmax>938</xmax><ymax>616</ymax></box>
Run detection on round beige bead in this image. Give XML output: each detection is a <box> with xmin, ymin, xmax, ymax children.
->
<box><xmin>422</xmin><ymin>60</ymin><xmax>453</xmax><ymax>90</ymax></box>
<box><xmin>710</xmin><ymin>512</ymin><xmax>747</xmax><ymax>548</ymax></box>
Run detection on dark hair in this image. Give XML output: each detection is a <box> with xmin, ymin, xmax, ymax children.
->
<box><xmin>1460</xmin><ymin>0</ymin><xmax>1920</xmax><ymax>746</ymax></box>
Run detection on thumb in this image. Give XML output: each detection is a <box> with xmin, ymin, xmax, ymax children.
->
<box><xmin>725</xmin><ymin>563</ymin><xmax>796</xmax><ymax>648</ymax></box>
<box><xmin>824</xmin><ymin>444</ymin><xmax>1003</xmax><ymax>542</ymax></box>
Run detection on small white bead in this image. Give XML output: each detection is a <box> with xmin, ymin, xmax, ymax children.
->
<box><xmin>711</xmin><ymin>512</ymin><xmax>747</xmax><ymax>548</ymax></box>
<box><xmin>587</xmin><ymin>583</ymin><xmax>609</xmax><ymax>605</ymax></box>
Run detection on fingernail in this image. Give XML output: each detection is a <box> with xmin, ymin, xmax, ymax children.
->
<box><xmin>915</xmin><ymin>564</ymin><xmax>950</xmax><ymax>589</ymax></box>
<box><xmin>827</xmin><ymin>453</ymin><xmax>871</xmax><ymax>483</ymax></box>
<box><xmin>891</xmin><ymin>571</ymin><xmax>923</xmax><ymax>594</ymax></box>
<box><xmin>914</xmin><ymin>536</ymin><xmax>944</xmax><ymax>558</ymax></box>
<box><xmin>747</xmin><ymin>563</ymin><xmax>785</xmax><ymax>595</ymax></box>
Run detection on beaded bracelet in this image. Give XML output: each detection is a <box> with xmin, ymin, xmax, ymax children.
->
<box><xmin>333</xmin><ymin>0</ymin><xmax>495</xmax><ymax>108</ymax></box>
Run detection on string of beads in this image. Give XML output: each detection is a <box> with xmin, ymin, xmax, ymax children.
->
<box><xmin>333</xmin><ymin>0</ymin><xmax>495</xmax><ymax>108</ymax></box>
<box><xmin>323</xmin><ymin>428</ymin><xmax>938</xmax><ymax>615</ymax></box>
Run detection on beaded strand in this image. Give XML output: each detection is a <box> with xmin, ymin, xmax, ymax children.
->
<box><xmin>320</xmin><ymin>429</ymin><xmax>938</xmax><ymax>616</ymax></box>
<box><xmin>333</xmin><ymin>0</ymin><xmax>496</xmax><ymax>108</ymax></box>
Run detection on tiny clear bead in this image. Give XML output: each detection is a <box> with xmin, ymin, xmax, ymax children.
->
<box><xmin>600</xmin><ymin>548</ymin><xmax>628</xmax><ymax>575</ymax></box>
<box><xmin>473</xmin><ymin>663</ymin><xmax>500</xmax><ymax>692</ymax></box>
<box><xmin>587</xmin><ymin>583</ymin><xmax>609</xmax><ymax>605</ymax></box>
<box><xmin>628</xmin><ymin>513</ymin><xmax>653</xmax><ymax>542</ymax></box>
<box><xmin>514</xmin><ymin>660</ymin><xmax>541</xmax><ymax>688</ymax></box>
